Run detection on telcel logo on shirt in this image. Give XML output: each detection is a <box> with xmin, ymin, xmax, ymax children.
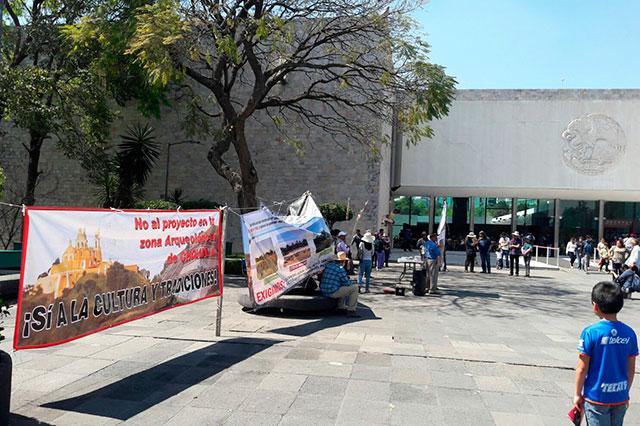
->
<box><xmin>601</xmin><ymin>329</ymin><xmax>630</xmax><ymax>345</ymax></box>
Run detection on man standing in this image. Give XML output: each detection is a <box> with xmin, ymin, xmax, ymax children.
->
<box><xmin>498</xmin><ymin>233</ymin><xmax>511</xmax><ymax>270</ymax></box>
<box><xmin>423</xmin><ymin>233</ymin><xmax>442</xmax><ymax>295</ymax></box>
<box><xmin>477</xmin><ymin>231</ymin><xmax>492</xmax><ymax>274</ymax></box>
<box><xmin>320</xmin><ymin>252</ymin><xmax>360</xmax><ymax>317</ymax></box>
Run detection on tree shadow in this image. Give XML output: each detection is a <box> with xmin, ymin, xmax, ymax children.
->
<box><xmin>9</xmin><ymin>413</ymin><xmax>53</xmax><ymax>425</ymax></box>
<box><xmin>40</xmin><ymin>303</ymin><xmax>377</xmax><ymax>420</ymax></box>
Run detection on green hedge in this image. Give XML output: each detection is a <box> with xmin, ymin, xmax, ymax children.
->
<box><xmin>134</xmin><ymin>200</ymin><xmax>179</xmax><ymax>210</ymax></box>
<box><xmin>225</xmin><ymin>258</ymin><xmax>244</xmax><ymax>276</ymax></box>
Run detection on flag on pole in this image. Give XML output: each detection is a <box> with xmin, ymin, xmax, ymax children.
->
<box><xmin>437</xmin><ymin>200</ymin><xmax>447</xmax><ymax>245</ymax></box>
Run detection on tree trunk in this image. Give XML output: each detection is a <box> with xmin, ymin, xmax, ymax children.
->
<box><xmin>208</xmin><ymin>119</ymin><xmax>259</xmax><ymax>210</ymax></box>
<box><xmin>232</xmin><ymin>122</ymin><xmax>259</xmax><ymax>209</ymax></box>
<box><xmin>22</xmin><ymin>131</ymin><xmax>45</xmax><ymax>206</ymax></box>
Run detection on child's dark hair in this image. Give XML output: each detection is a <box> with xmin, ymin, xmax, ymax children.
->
<box><xmin>591</xmin><ymin>281</ymin><xmax>624</xmax><ymax>314</ymax></box>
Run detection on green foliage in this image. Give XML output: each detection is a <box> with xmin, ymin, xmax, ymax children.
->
<box><xmin>134</xmin><ymin>199</ymin><xmax>178</xmax><ymax>210</ymax></box>
<box><xmin>180</xmin><ymin>199</ymin><xmax>220</xmax><ymax>210</ymax></box>
<box><xmin>125</xmin><ymin>0</ymin><xmax>188</xmax><ymax>86</ymax></box>
<box><xmin>319</xmin><ymin>203</ymin><xmax>354</xmax><ymax>229</ymax></box>
<box><xmin>86</xmin><ymin>123</ymin><xmax>160</xmax><ymax>208</ymax></box>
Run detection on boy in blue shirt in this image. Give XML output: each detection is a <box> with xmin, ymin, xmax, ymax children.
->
<box><xmin>575</xmin><ymin>281</ymin><xmax>638</xmax><ymax>425</ymax></box>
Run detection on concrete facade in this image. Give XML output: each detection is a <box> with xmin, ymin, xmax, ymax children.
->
<box><xmin>395</xmin><ymin>89</ymin><xmax>640</xmax><ymax>201</ymax></box>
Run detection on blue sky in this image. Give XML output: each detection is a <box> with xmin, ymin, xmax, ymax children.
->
<box><xmin>413</xmin><ymin>0</ymin><xmax>640</xmax><ymax>89</ymax></box>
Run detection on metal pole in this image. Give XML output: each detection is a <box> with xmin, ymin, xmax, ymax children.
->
<box><xmin>546</xmin><ymin>249</ymin><xmax>549</xmax><ymax>265</ymax></box>
<box><xmin>215</xmin><ymin>207</ymin><xmax>228</xmax><ymax>337</ymax></box>
<box><xmin>598</xmin><ymin>200</ymin><xmax>605</xmax><ymax>242</ymax></box>
<box><xmin>535</xmin><ymin>246</ymin><xmax>539</xmax><ymax>263</ymax></box>
<box><xmin>511</xmin><ymin>198</ymin><xmax>517</xmax><ymax>234</ymax></box>
<box><xmin>164</xmin><ymin>143</ymin><xmax>171</xmax><ymax>200</ymax></box>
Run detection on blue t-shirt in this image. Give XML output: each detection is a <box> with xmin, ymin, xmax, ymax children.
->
<box><xmin>477</xmin><ymin>238</ymin><xmax>491</xmax><ymax>253</ymax></box>
<box><xmin>577</xmin><ymin>320</ymin><xmax>639</xmax><ymax>404</ymax></box>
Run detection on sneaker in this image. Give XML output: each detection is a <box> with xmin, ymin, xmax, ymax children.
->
<box><xmin>428</xmin><ymin>289</ymin><xmax>441</xmax><ymax>295</ymax></box>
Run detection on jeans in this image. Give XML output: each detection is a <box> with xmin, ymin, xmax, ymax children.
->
<box><xmin>584</xmin><ymin>400</ymin><xmax>627</xmax><ymax>426</ymax></box>
<box><xmin>583</xmin><ymin>254</ymin><xmax>592</xmax><ymax>270</ymax></box>
<box><xmin>569</xmin><ymin>252</ymin><xmax>576</xmax><ymax>267</ymax></box>
<box><xmin>479</xmin><ymin>251</ymin><xmax>491</xmax><ymax>273</ymax></box>
<box><xmin>501</xmin><ymin>250</ymin><xmax>510</xmax><ymax>268</ymax></box>
<box><xmin>464</xmin><ymin>254</ymin><xmax>475</xmax><ymax>272</ymax></box>
<box><xmin>524</xmin><ymin>254</ymin><xmax>531</xmax><ymax>276</ymax></box>
<box><xmin>510</xmin><ymin>254</ymin><xmax>520</xmax><ymax>275</ymax></box>
<box><xmin>358</xmin><ymin>259</ymin><xmax>372</xmax><ymax>291</ymax></box>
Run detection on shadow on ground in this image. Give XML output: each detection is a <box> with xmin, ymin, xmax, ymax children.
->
<box><xmin>9</xmin><ymin>413</ymin><xmax>52</xmax><ymax>425</ymax></box>
<box><xmin>41</xmin><ymin>304</ymin><xmax>377</xmax><ymax>421</ymax></box>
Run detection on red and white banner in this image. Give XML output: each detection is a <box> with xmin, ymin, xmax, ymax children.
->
<box><xmin>14</xmin><ymin>207</ymin><xmax>223</xmax><ymax>350</ymax></box>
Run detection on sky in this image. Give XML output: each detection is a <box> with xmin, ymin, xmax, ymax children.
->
<box><xmin>413</xmin><ymin>0</ymin><xmax>640</xmax><ymax>89</ymax></box>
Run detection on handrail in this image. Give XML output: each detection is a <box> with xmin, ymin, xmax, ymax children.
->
<box><xmin>533</xmin><ymin>245</ymin><xmax>561</xmax><ymax>268</ymax></box>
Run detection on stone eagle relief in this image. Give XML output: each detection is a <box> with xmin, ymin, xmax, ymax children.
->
<box><xmin>561</xmin><ymin>113</ymin><xmax>626</xmax><ymax>175</ymax></box>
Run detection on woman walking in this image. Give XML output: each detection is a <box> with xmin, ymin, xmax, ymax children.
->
<box><xmin>382</xmin><ymin>233</ymin><xmax>391</xmax><ymax>267</ymax></box>
<box><xmin>464</xmin><ymin>232</ymin><xmax>477</xmax><ymax>272</ymax></box>
<box><xmin>566</xmin><ymin>237</ymin><xmax>577</xmax><ymax>268</ymax></box>
<box><xmin>611</xmin><ymin>239</ymin><xmax>626</xmax><ymax>277</ymax></box>
<box><xmin>509</xmin><ymin>231</ymin><xmax>522</xmax><ymax>276</ymax></box>
<box><xmin>358</xmin><ymin>232</ymin><xmax>375</xmax><ymax>293</ymax></box>
<box><xmin>597</xmin><ymin>238</ymin><xmax>610</xmax><ymax>272</ymax></box>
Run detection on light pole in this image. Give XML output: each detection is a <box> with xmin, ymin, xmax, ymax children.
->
<box><xmin>164</xmin><ymin>140</ymin><xmax>200</xmax><ymax>200</ymax></box>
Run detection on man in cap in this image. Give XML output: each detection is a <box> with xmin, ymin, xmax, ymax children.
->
<box><xmin>320</xmin><ymin>251</ymin><xmax>360</xmax><ymax>317</ymax></box>
<box><xmin>336</xmin><ymin>231</ymin><xmax>353</xmax><ymax>274</ymax></box>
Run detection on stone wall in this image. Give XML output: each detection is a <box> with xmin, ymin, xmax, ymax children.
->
<box><xmin>0</xmin><ymin>104</ymin><xmax>386</xmax><ymax>249</ymax></box>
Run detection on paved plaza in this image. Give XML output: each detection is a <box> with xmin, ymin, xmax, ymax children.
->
<box><xmin>5</xmin><ymin>261</ymin><xmax>640</xmax><ymax>425</ymax></box>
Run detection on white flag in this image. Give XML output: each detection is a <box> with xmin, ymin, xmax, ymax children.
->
<box><xmin>436</xmin><ymin>200</ymin><xmax>447</xmax><ymax>244</ymax></box>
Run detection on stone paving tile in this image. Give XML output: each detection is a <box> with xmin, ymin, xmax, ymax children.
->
<box><xmin>345</xmin><ymin>379</ymin><xmax>391</xmax><ymax>401</ymax></box>
<box><xmin>18</xmin><ymin>371</ymin><xmax>85</xmax><ymax>393</ymax></box>
<box><xmin>258</xmin><ymin>373</ymin><xmax>308</xmax><ymax>392</ymax></box>
<box><xmin>389</xmin><ymin>382</ymin><xmax>437</xmax><ymax>405</ymax></box>
<box><xmin>473</xmin><ymin>375</ymin><xmax>519</xmax><ymax>393</ymax></box>
<box><xmin>189</xmin><ymin>383</ymin><xmax>251</xmax><ymax>411</ymax></box>
<box><xmin>479</xmin><ymin>390</ymin><xmax>538</xmax><ymax>414</ymax></box>
<box><xmin>350</xmin><ymin>364</ymin><xmax>391</xmax><ymax>382</ymax></box>
<box><xmin>492</xmin><ymin>411</ymin><xmax>546</xmax><ymax>426</ymax></box>
<box><xmin>284</xmin><ymin>348</ymin><xmax>322</xmax><ymax>360</ymax></box>
<box><xmin>224</xmin><ymin>410</ymin><xmax>283</xmax><ymax>426</ymax></box>
<box><xmin>286</xmin><ymin>394</ymin><xmax>342</xmax><ymax>420</ymax></box>
<box><xmin>389</xmin><ymin>367</ymin><xmax>432</xmax><ymax>385</ymax></box>
<box><xmin>337</xmin><ymin>398</ymin><xmax>392</xmax><ymax>425</ymax></box>
<box><xmin>54</xmin><ymin>357</ymin><xmax>115</xmax><ymax>375</ymax></box>
<box><xmin>237</xmin><ymin>390</ymin><xmax>297</xmax><ymax>415</ymax></box>
<box><xmin>279</xmin><ymin>413</ymin><xmax>336</xmax><ymax>426</ymax></box>
<box><xmin>163</xmin><ymin>406</ymin><xmax>232</xmax><ymax>425</ymax></box>
<box><xmin>431</xmin><ymin>371</ymin><xmax>478</xmax><ymax>390</ymax></box>
<box><xmin>435</xmin><ymin>387</ymin><xmax>486</xmax><ymax>410</ymax></box>
<box><xmin>318</xmin><ymin>349</ymin><xmax>358</xmax><ymax>364</ymax></box>
<box><xmin>388</xmin><ymin>402</ymin><xmax>443</xmax><ymax>426</ymax></box>
<box><xmin>299</xmin><ymin>376</ymin><xmax>348</xmax><ymax>397</ymax></box>
<box><xmin>355</xmin><ymin>352</ymin><xmax>392</xmax><ymax>366</ymax></box>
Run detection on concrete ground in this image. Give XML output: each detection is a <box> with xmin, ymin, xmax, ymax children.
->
<box><xmin>3</xmin><ymin>260</ymin><xmax>640</xmax><ymax>425</ymax></box>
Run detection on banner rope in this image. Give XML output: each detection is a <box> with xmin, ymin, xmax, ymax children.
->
<box><xmin>0</xmin><ymin>201</ymin><xmax>27</xmax><ymax>216</ymax></box>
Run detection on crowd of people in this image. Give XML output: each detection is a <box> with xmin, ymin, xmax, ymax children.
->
<box><xmin>565</xmin><ymin>235</ymin><xmax>640</xmax><ymax>276</ymax></box>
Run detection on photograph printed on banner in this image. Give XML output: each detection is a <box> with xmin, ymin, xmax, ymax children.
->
<box><xmin>16</xmin><ymin>209</ymin><xmax>222</xmax><ymax>349</ymax></box>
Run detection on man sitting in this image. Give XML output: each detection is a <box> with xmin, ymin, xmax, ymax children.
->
<box><xmin>616</xmin><ymin>266</ymin><xmax>640</xmax><ymax>298</ymax></box>
<box><xmin>320</xmin><ymin>251</ymin><xmax>360</xmax><ymax>317</ymax></box>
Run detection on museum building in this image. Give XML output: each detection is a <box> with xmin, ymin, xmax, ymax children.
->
<box><xmin>385</xmin><ymin>89</ymin><xmax>640</xmax><ymax>250</ymax></box>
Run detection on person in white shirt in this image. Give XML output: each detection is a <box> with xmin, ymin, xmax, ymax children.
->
<box><xmin>566</xmin><ymin>237</ymin><xmax>578</xmax><ymax>268</ymax></box>
<box><xmin>625</xmin><ymin>238</ymin><xmax>640</xmax><ymax>269</ymax></box>
<box><xmin>498</xmin><ymin>233</ymin><xmax>511</xmax><ymax>270</ymax></box>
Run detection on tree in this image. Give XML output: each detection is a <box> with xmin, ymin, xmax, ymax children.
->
<box><xmin>319</xmin><ymin>202</ymin><xmax>353</xmax><ymax>229</ymax></box>
<box><xmin>74</xmin><ymin>0</ymin><xmax>456</xmax><ymax>209</ymax></box>
<box><xmin>87</xmin><ymin>123</ymin><xmax>161</xmax><ymax>208</ymax></box>
<box><xmin>0</xmin><ymin>0</ymin><xmax>118</xmax><ymax>206</ymax></box>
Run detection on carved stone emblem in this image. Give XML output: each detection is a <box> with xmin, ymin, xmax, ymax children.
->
<box><xmin>561</xmin><ymin>113</ymin><xmax>626</xmax><ymax>175</ymax></box>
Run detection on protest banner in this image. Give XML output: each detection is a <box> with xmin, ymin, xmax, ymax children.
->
<box><xmin>241</xmin><ymin>194</ymin><xmax>334</xmax><ymax>305</ymax></box>
<box><xmin>14</xmin><ymin>207</ymin><xmax>223</xmax><ymax>350</ymax></box>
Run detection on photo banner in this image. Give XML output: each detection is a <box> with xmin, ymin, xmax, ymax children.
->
<box><xmin>241</xmin><ymin>194</ymin><xmax>334</xmax><ymax>306</ymax></box>
<box><xmin>14</xmin><ymin>207</ymin><xmax>224</xmax><ymax>350</ymax></box>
